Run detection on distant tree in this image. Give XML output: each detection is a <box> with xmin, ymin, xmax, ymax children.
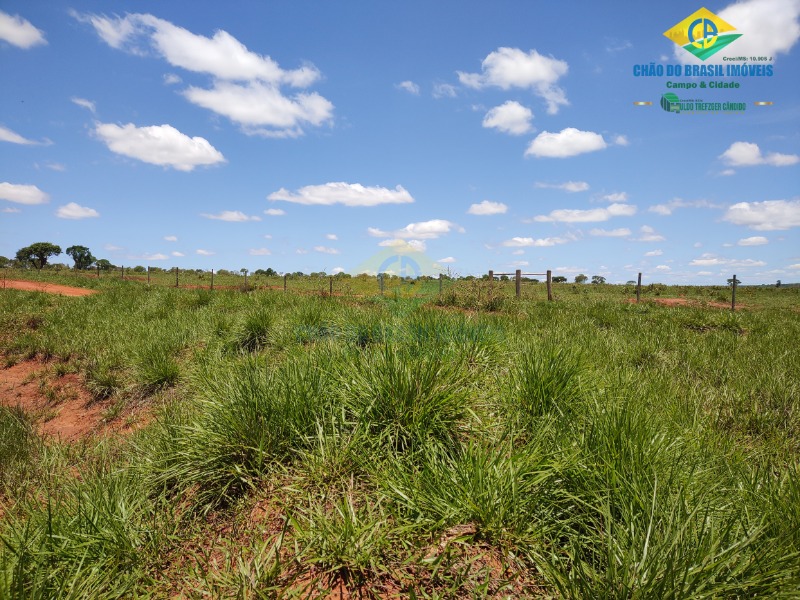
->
<box><xmin>727</xmin><ymin>277</ymin><xmax>741</xmax><ymax>286</ymax></box>
<box><xmin>133</xmin><ymin>265</ymin><xmax>146</xmax><ymax>273</ymax></box>
<box><xmin>16</xmin><ymin>242</ymin><xmax>62</xmax><ymax>270</ymax></box>
<box><xmin>574</xmin><ymin>274</ymin><xmax>588</xmax><ymax>284</ymax></box>
<box><xmin>552</xmin><ymin>276</ymin><xmax>567</xmax><ymax>283</ymax></box>
<box><xmin>95</xmin><ymin>258</ymin><xmax>114</xmax><ymax>271</ymax></box>
<box><xmin>591</xmin><ymin>275</ymin><xmax>606</xmax><ymax>284</ymax></box>
<box><xmin>776</xmin><ymin>280</ymin><xmax>781</xmax><ymax>288</ymax></box>
<box><xmin>626</xmin><ymin>280</ymin><xmax>636</xmax><ymax>285</ymax></box>
<box><xmin>65</xmin><ymin>245</ymin><xmax>96</xmax><ymax>270</ymax></box>
<box><xmin>0</xmin><ymin>256</ymin><xmax>10</xmax><ymax>268</ymax></box>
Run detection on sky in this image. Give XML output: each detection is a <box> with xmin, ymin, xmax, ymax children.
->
<box><xmin>1</xmin><ymin>0</ymin><xmax>798</xmax><ymax>284</ymax></box>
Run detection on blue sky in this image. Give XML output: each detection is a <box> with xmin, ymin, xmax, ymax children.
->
<box><xmin>1</xmin><ymin>0</ymin><xmax>798</xmax><ymax>283</ymax></box>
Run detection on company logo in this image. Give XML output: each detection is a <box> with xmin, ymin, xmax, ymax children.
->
<box><xmin>660</xmin><ymin>93</ymin><xmax>681</xmax><ymax>113</ymax></box>
<box><xmin>664</xmin><ymin>7</ymin><xmax>741</xmax><ymax>61</ymax></box>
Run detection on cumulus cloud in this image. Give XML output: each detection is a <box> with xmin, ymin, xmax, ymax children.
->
<box><xmin>436</xmin><ymin>257</ymin><xmax>456</xmax><ymax>264</ymax></box>
<box><xmin>378</xmin><ymin>239</ymin><xmax>427</xmax><ymax>252</ymax></box>
<box><xmin>689</xmin><ymin>253</ymin><xmax>766</xmax><ymax>267</ymax></box>
<box><xmin>613</xmin><ymin>135</ymin><xmax>629</xmax><ymax>146</ymax></box>
<box><xmin>525</xmin><ymin>128</ymin><xmax>607</xmax><ymax>158</ymax></box>
<box><xmin>94</xmin><ymin>122</ymin><xmax>225</xmax><ymax>171</ymax></box>
<box><xmin>532</xmin><ymin>202</ymin><xmax>636</xmax><ymax>223</ymax></box>
<box><xmin>75</xmin><ymin>12</ymin><xmax>332</xmax><ymax>137</ymax></box>
<box><xmin>632</xmin><ymin>225</ymin><xmax>666</xmax><ymax>242</ymax></box>
<box><xmin>589</xmin><ymin>228</ymin><xmax>631</xmax><ymax>237</ymax></box>
<box><xmin>264</xmin><ymin>208</ymin><xmax>286</xmax><ymax>216</ymax></box>
<box><xmin>1</xmin><ymin>207</ymin><xmax>21</xmax><ymax>213</ymax></box>
<box><xmin>0</xmin><ymin>10</ymin><xmax>46</xmax><ymax>48</ymax></box>
<box><xmin>71</xmin><ymin>97</ymin><xmax>96</xmax><ymax>113</ymax></box>
<box><xmin>249</xmin><ymin>248</ymin><xmax>272</xmax><ymax>256</ymax></box>
<box><xmin>269</xmin><ymin>182</ymin><xmax>414</xmax><ymax>207</ymax></box>
<box><xmin>314</xmin><ymin>245</ymin><xmax>339</xmax><ymax>254</ymax></box>
<box><xmin>196</xmin><ymin>249</ymin><xmax>214</xmax><ymax>256</ymax></box>
<box><xmin>164</xmin><ymin>235</ymin><xmax>178</xmax><ymax>242</ymax></box>
<box><xmin>331</xmin><ymin>267</ymin><xmax>345</xmax><ymax>274</ymax></box>
<box><xmin>172</xmin><ymin>251</ymin><xmax>185</xmax><ymax>257</ymax></box>
<box><xmin>738</xmin><ymin>236</ymin><xmax>768</xmax><ymax>246</ymax></box>
<box><xmin>601</xmin><ymin>192</ymin><xmax>628</xmax><ymax>202</ymax></box>
<box><xmin>56</xmin><ymin>202</ymin><xmax>99</xmax><ymax>219</ymax></box>
<box><xmin>655</xmin><ymin>265</ymin><xmax>671</xmax><ymax>271</ymax></box>
<box><xmin>368</xmin><ymin>219</ymin><xmax>464</xmax><ymax>239</ymax></box>
<box><xmin>432</xmin><ymin>83</ymin><xmax>457</xmax><ymax>98</ymax></box>
<box><xmin>0</xmin><ymin>125</ymin><xmax>40</xmax><ymax>145</ymax></box>
<box><xmin>535</xmin><ymin>181</ymin><xmax>589</xmax><ymax>193</ymax></box>
<box><xmin>396</xmin><ymin>80</ymin><xmax>420</xmax><ymax>95</ymax></box>
<box><xmin>720</xmin><ymin>141</ymin><xmax>799</xmax><ymax>167</ymax></box>
<box><xmin>201</xmin><ymin>210</ymin><xmax>261</xmax><ymax>222</ymax></box>
<box><xmin>645</xmin><ymin>249</ymin><xmax>664</xmax><ymax>256</ymax></box>
<box><xmin>163</xmin><ymin>73</ymin><xmax>181</xmax><ymax>85</ymax></box>
<box><xmin>458</xmin><ymin>47</ymin><xmax>569</xmax><ymax>114</ymax></box>
<box><xmin>649</xmin><ymin>198</ymin><xmax>721</xmax><ymax>215</ymax></box>
<box><xmin>467</xmin><ymin>200</ymin><xmax>508</xmax><ymax>215</ymax></box>
<box><xmin>141</xmin><ymin>253</ymin><xmax>168</xmax><ymax>261</ymax></box>
<box><xmin>672</xmin><ymin>0</ymin><xmax>800</xmax><ymax>64</ymax></box>
<box><xmin>482</xmin><ymin>101</ymin><xmax>533</xmax><ymax>135</ymax></box>
<box><xmin>502</xmin><ymin>234</ymin><xmax>575</xmax><ymax>247</ymax></box>
<box><xmin>723</xmin><ymin>199</ymin><xmax>800</xmax><ymax>230</ymax></box>
<box><xmin>0</xmin><ymin>182</ymin><xmax>49</xmax><ymax>205</ymax></box>
<box><xmin>325</xmin><ymin>233</ymin><xmax>338</xmax><ymax>240</ymax></box>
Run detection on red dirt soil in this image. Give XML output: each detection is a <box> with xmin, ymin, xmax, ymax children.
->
<box><xmin>2</xmin><ymin>279</ymin><xmax>97</xmax><ymax>297</ymax></box>
<box><xmin>0</xmin><ymin>360</ymin><xmax>145</xmax><ymax>441</ymax></box>
<box><xmin>626</xmin><ymin>297</ymin><xmax>739</xmax><ymax>309</ymax></box>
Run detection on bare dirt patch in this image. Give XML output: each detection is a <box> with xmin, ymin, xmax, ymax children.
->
<box><xmin>626</xmin><ymin>297</ymin><xmax>741</xmax><ymax>309</ymax></box>
<box><xmin>2</xmin><ymin>279</ymin><xmax>98</xmax><ymax>297</ymax></box>
<box><xmin>0</xmin><ymin>360</ymin><xmax>110</xmax><ymax>441</ymax></box>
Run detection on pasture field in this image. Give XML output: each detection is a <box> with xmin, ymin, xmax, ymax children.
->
<box><xmin>0</xmin><ymin>276</ymin><xmax>798</xmax><ymax>598</ymax></box>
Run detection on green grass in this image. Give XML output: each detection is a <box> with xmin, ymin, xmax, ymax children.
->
<box><xmin>0</xmin><ymin>279</ymin><xmax>798</xmax><ymax>597</ymax></box>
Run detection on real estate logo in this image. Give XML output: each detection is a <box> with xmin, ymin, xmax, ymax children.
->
<box><xmin>664</xmin><ymin>7</ymin><xmax>742</xmax><ymax>61</ymax></box>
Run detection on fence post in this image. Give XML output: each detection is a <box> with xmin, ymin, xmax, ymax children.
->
<box><xmin>439</xmin><ymin>273</ymin><xmax>443</xmax><ymax>294</ymax></box>
<box><xmin>283</xmin><ymin>273</ymin><xmax>288</xmax><ymax>292</ymax></box>
<box><xmin>97</xmin><ymin>264</ymin><xmax>100</xmax><ymax>278</ymax></box>
<box><xmin>210</xmin><ymin>269</ymin><xmax>214</xmax><ymax>290</ymax></box>
<box><xmin>731</xmin><ymin>274</ymin><xmax>737</xmax><ymax>311</ymax></box>
<box><xmin>636</xmin><ymin>272</ymin><xmax>642</xmax><ymax>303</ymax></box>
<box><xmin>515</xmin><ymin>269</ymin><xmax>521</xmax><ymax>298</ymax></box>
<box><xmin>121</xmin><ymin>266</ymin><xmax>124</xmax><ymax>280</ymax></box>
<box><xmin>546</xmin><ymin>270</ymin><xmax>553</xmax><ymax>301</ymax></box>
<box><xmin>379</xmin><ymin>273</ymin><xmax>384</xmax><ymax>295</ymax></box>
<box><xmin>147</xmin><ymin>266</ymin><xmax>150</xmax><ymax>285</ymax></box>
<box><xmin>244</xmin><ymin>270</ymin><xmax>248</xmax><ymax>291</ymax></box>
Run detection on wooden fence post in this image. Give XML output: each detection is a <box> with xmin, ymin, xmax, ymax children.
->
<box><xmin>515</xmin><ymin>269</ymin><xmax>521</xmax><ymax>298</ymax></box>
<box><xmin>731</xmin><ymin>274</ymin><xmax>737</xmax><ymax>311</ymax></box>
<box><xmin>210</xmin><ymin>269</ymin><xmax>214</xmax><ymax>290</ymax></box>
<box><xmin>147</xmin><ymin>266</ymin><xmax>150</xmax><ymax>285</ymax></box>
<box><xmin>283</xmin><ymin>273</ymin><xmax>288</xmax><ymax>292</ymax></box>
<box><xmin>97</xmin><ymin>264</ymin><xmax>100</xmax><ymax>278</ymax></box>
<box><xmin>121</xmin><ymin>266</ymin><xmax>124</xmax><ymax>280</ymax></box>
<box><xmin>244</xmin><ymin>270</ymin><xmax>248</xmax><ymax>291</ymax></box>
<box><xmin>636</xmin><ymin>272</ymin><xmax>642</xmax><ymax>303</ymax></box>
<box><xmin>439</xmin><ymin>273</ymin><xmax>443</xmax><ymax>294</ymax></box>
<box><xmin>546</xmin><ymin>270</ymin><xmax>553</xmax><ymax>301</ymax></box>
<box><xmin>379</xmin><ymin>273</ymin><xmax>384</xmax><ymax>295</ymax></box>
<box><xmin>175</xmin><ymin>267</ymin><xmax>179</xmax><ymax>288</ymax></box>
<box><xmin>329</xmin><ymin>275</ymin><xmax>333</xmax><ymax>297</ymax></box>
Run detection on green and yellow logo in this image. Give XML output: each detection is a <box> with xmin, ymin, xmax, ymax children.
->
<box><xmin>664</xmin><ymin>7</ymin><xmax>741</xmax><ymax>61</ymax></box>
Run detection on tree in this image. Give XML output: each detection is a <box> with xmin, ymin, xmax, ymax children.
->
<box><xmin>776</xmin><ymin>280</ymin><xmax>782</xmax><ymax>288</ymax></box>
<box><xmin>65</xmin><ymin>245</ymin><xmax>96</xmax><ymax>270</ymax></box>
<box><xmin>626</xmin><ymin>280</ymin><xmax>636</xmax><ymax>285</ymax></box>
<box><xmin>16</xmin><ymin>242</ymin><xmax>62</xmax><ymax>270</ymax></box>
<box><xmin>591</xmin><ymin>275</ymin><xmax>606</xmax><ymax>284</ymax></box>
<box><xmin>0</xmin><ymin>256</ymin><xmax>10</xmax><ymax>268</ymax></box>
<box><xmin>727</xmin><ymin>277</ymin><xmax>741</xmax><ymax>286</ymax></box>
<box><xmin>574</xmin><ymin>274</ymin><xmax>588</xmax><ymax>284</ymax></box>
<box><xmin>95</xmin><ymin>258</ymin><xmax>114</xmax><ymax>271</ymax></box>
<box><xmin>552</xmin><ymin>276</ymin><xmax>567</xmax><ymax>283</ymax></box>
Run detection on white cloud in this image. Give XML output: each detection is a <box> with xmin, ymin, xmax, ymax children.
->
<box><xmin>76</xmin><ymin>12</ymin><xmax>332</xmax><ymax>137</ymax></box>
<box><xmin>673</xmin><ymin>0</ymin><xmax>800</xmax><ymax>64</ymax></box>
<box><xmin>601</xmin><ymin>192</ymin><xmax>628</xmax><ymax>202</ymax></box>
<box><xmin>1</xmin><ymin>207</ymin><xmax>20</xmax><ymax>213</ymax></box>
<box><xmin>94</xmin><ymin>122</ymin><xmax>225</xmax><ymax>171</ymax></box>
<box><xmin>649</xmin><ymin>198</ymin><xmax>721</xmax><ymax>215</ymax></box>
<box><xmin>163</xmin><ymin>73</ymin><xmax>182</xmax><ymax>85</ymax></box>
<box><xmin>269</xmin><ymin>182</ymin><xmax>414</xmax><ymax>207</ymax></box>
<box><xmin>535</xmin><ymin>181</ymin><xmax>589</xmax><ymax>193</ymax></box>
<box><xmin>789</xmin><ymin>263</ymin><xmax>800</xmax><ymax>269</ymax></box>
<box><xmin>467</xmin><ymin>200</ymin><xmax>508</xmax><ymax>215</ymax></box>
<box><xmin>141</xmin><ymin>253</ymin><xmax>168</xmax><ymax>261</ymax></box>
<box><xmin>655</xmin><ymin>265</ymin><xmax>671</xmax><ymax>271</ymax></box>
<box><xmin>697</xmin><ymin>271</ymin><xmax>714</xmax><ymax>276</ymax></box>
<box><xmin>458</xmin><ymin>47</ymin><xmax>569</xmax><ymax>114</ymax></box>
<box><xmin>689</xmin><ymin>253</ymin><xmax>766</xmax><ymax>267</ymax></box>
<box><xmin>645</xmin><ymin>250</ymin><xmax>663</xmax><ymax>256</ymax></box>
<box><xmin>613</xmin><ymin>135</ymin><xmax>629</xmax><ymax>146</ymax></box>
<box><xmin>590</xmin><ymin>228</ymin><xmax>631</xmax><ymax>237</ymax></box>
<box><xmin>164</xmin><ymin>235</ymin><xmax>178</xmax><ymax>242</ymax></box>
<box><xmin>71</xmin><ymin>97</ymin><xmax>96</xmax><ymax>113</ymax></box>
<box><xmin>512</xmin><ymin>250</ymin><xmax>524</xmax><ymax>255</ymax></box>
<box><xmin>201</xmin><ymin>210</ymin><xmax>261</xmax><ymax>222</ymax></box>
<box><xmin>172</xmin><ymin>251</ymin><xmax>185</xmax><ymax>257</ymax></box>
<box><xmin>533</xmin><ymin>202</ymin><xmax>636</xmax><ymax>223</ymax></box>
<box><xmin>314</xmin><ymin>245</ymin><xmax>339</xmax><ymax>254</ymax></box>
<box><xmin>325</xmin><ymin>233</ymin><xmax>338</xmax><ymax>240</ymax></box>
<box><xmin>331</xmin><ymin>267</ymin><xmax>345</xmax><ymax>275</ymax></box>
<box><xmin>56</xmin><ymin>202</ymin><xmax>99</xmax><ymax>219</ymax></box>
<box><xmin>368</xmin><ymin>219</ymin><xmax>464</xmax><ymax>239</ymax></box>
<box><xmin>502</xmin><ymin>235</ymin><xmax>575</xmax><ymax>247</ymax></box>
<box><xmin>632</xmin><ymin>225</ymin><xmax>666</xmax><ymax>242</ymax></box>
<box><xmin>720</xmin><ymin>169</ymin><xmax>736</xmax><ymax>176</ymax></box>
<box><xmin>196</xmin><ymin>249</ymin><xmax>214</xmax><ymax>256</ymax></box>
<box><xmin>0</xmin><ymin>182</ymin><xmax>49</xmax><ymax>205</ymax></box>
<box><xmin>432</xmin><ymin>83</ymin><xmax>457</xmax><ymax>98</ymax></box>
<box><xmin>437</xmin><ymin>257</ymin><xmax>456</xmax><ymax>263</ymax></box>
<box><xmin>396</xmin><ymin>80</ymin><xmax>420</xmax><ymax>95</ymax></box>
<box><xmin>0</xmin><ymin>10</ymin><xmax>46</xmax><ymax>49</ymax></box>
<box><xmin>723</xmin><ymin>199</ymin><xmax>800</xmax><ymax>230</ymax></box>
<box><xmin>104</xmin><ymin>244</ymin><xmax>123</xmax><ymax>251</ymax></box>
<box><xmin>378</xmin><ymin>239</ymin><xmax>427</xmax><ymax>252</ymax></box>
<box><xmin>482</xmin><ymin>101</ymin><xmax>533</xmax><ymax>135</ymax></box>
<box><xmin>720</xmin><ymin>141</ymin><xmax>799</xmax><ymax>167</ymax></box>
<box><xmin>525</xmin><ymin>128</ymin><xmax>607</xmax><ymax>158</ymax></box>
<box><xmin>510</xmin><ymin>261</ymin><xmax>529</xmax><ymax>267</ymax></box>
<box><xmin>45</xmin><ymin>162</ymin><xmax>66</xmax><ymax>172</ymax></box>
<box><xmin>264</xmin><ymin>208</ymin><xmax>286</xmax><ymax>216</ymax></box>
<box><xmin>249</xmin><ymin>248</ymin><xmax>272</xmax><ymax>256</ymax></box>
<box><xmin>0</xmin><ymin>125</ymin><xmax>38</xmax><ymax>145</ymax></box>
<box><xmin>738</xmin><ymin>236</ymin><xmax>769</xmax><ymax>246</ymax></box>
